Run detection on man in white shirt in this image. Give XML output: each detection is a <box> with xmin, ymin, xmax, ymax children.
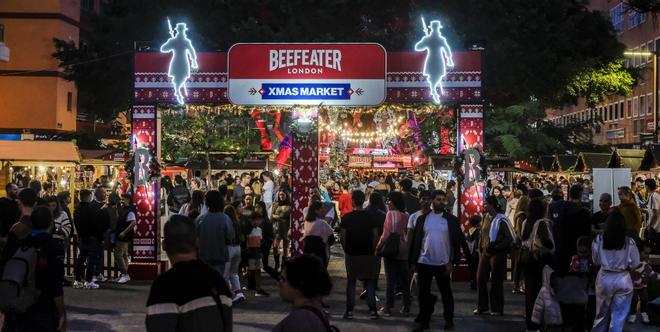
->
<box><xmin>645</xmin><ymin>179</ymin><xmax>660</xmax><ymax>233</ymax></box>
<box><xmin>408</xmin><ymin>190</ymin><xmax>469</xmax><ymax>331</ymax></box>
<box><xmin>407</xmin><ymin>190</ymin><xmax>432</xmax><ymax>240</ymax></box>
<box><xmin>261</xmin><ymin>171</ymin><xmax>274</xmax><ymax>217</ymax></box>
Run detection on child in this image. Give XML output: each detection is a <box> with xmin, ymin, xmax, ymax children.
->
<box><xmin>569</xmin><ymin>236</ymin><xmax>596</xmax><ymax>329</ymax></box>
<box><xmin>628</xmin><ymin>240</ymin><xmax>660</xmax><ymax>324</ymax></box>
<box><xmin>247</xmin><ymin>213</ymin><xmax>269</xmax><ymax>297</ymax></box>
<box><xmin>467</xmin><ymin>214</ymin><xmax>482</xmax><ymax>290</ymax></box>
<box><xmin>532</xmin><ymin>265</ymin><xmax>562</xmax><ymax>330</ymax></box>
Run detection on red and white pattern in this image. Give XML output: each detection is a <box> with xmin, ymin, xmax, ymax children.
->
<box><xmin>458</xmin><ymin>104</ymin><xmax>484</xmax><ymax>232</ymax></box>
<box><xmin>290</xmin><ymin>132</ymin><xmax>319</xmax><ymax>255</ymax></box>
<box><xmin>132</xmin><ymin>105</ymin><xmax>159</xmax><ymax>261</ymax></box>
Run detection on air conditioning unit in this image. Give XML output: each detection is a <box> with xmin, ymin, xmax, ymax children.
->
<box><xmin>0</xmin><ymin>42</ymin><xmax>9</xmax><ymax>62</ymax></box>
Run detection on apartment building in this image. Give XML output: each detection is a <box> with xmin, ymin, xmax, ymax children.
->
<box><xmin>0</xmin><ymin>0</ymin><xmax>80</xmax><ymax>134</ymax></box>
<box><xmin>547</xmin><ymin>0</ymin><xmax>659</xmax><ymax>147</ymax></box>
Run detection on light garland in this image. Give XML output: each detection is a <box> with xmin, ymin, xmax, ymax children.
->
<box><xmin>161</xmin><ymin>103</ymin><xmax>449</xmax><ymax>115</ymax></box>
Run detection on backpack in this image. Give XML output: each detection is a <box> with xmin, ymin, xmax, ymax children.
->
<box><xmin>0</xmin><ymin>244</ymin><xmax>41</xmax><ymax>313</ymax></box>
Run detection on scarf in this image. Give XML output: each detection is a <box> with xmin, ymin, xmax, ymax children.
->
<box><xmin>489</xmin><ymin>213</ymin><xmax>513</xmax><ymax>243</ymax></box>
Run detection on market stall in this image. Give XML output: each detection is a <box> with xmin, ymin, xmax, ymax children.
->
<box><xmin>573</xmin><ymin>152</ymin><xmax>610</xmax><ymax>173</ymax></box>
<box><xmin>78</xmin><ymin>149</ymin><xmax>129</xmax><ymax>192</ymax></box>
<box><xmin>0</xmin><ymin>140</ymin><xmax>79</xmax><ymax>211</ymax></box>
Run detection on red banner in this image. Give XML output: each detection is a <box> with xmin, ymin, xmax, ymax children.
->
<box><xmin>290</xmin><ymin>132</ymin><xmax>319</xmax><ymax>255</ymax></box>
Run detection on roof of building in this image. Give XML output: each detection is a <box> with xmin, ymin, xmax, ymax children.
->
<box><xmin>574</xmin><ymin>152</ymin><xmax>610</xmax><ymax>172</ymax></box>
<box><xmin>609</xmin><ymin>148</ymin><xmax>645</xmax><ymax>171</ymax></box>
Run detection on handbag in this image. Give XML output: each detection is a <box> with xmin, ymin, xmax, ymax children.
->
<box><xmin>377</xmin><ymin>213</ymin><xmax>401</xmax><ymax>259</ymax></box>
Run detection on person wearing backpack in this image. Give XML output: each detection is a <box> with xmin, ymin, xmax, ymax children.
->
<box><xmin>474</xmin><ymin>195</ymin><xmax>515</xmax><ymax>317</ymax></box>
<box><xmin>1</xmin><ymin>206</ymin><xmax>66</xmax><ymax>332</ymax></box>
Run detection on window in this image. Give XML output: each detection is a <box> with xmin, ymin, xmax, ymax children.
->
<box><xmin>649</xmin><ymin>41</ymin><xmax>654</xmax><ymax>64</ymax></box>
<box><xmin>611</xmin><ymin>3</ymin><xmax>624</xmax><ymax>35</ymax></box>
<box><xmin>633</xmin><ymin>97</ymin><xmax>639</xmax><ymax>117</ymax></box>
<box><xmin>628</xmin><ymin>99</ymin><xmax>632</xmax><ymax>117</ymax></box>
<box><xmin>67</xmin><ymin>92</ymin><xmax>72</xmax><ymax>112</ymax></box>
<box><xmin>620</xmin><ymin>101</ymin><xmax>624</xmax><ymax>118</ymax></box>
<box><xmin>648</xmin><ymin>93</ymin><xmax>653</xmax><ymax>115</ymax></box>
<box><xmin>641</xmin><ymin>44</ymin><xmax>648</xmax><ymax>66</ymax></box>
<box><xmin>634</xmin><ymin>119</ymin><xmax>640</xmax><ymax>136</ymax></box>
<box><xmin>0</xmin><ymin>24</ymin><xmax>4</xmax><ymax>43</ymax></box>
<box><xmin>629</xmin><ymin>10</ymin><xmax>645</xmax><ymax>29</ymax></box>
<box><xmin>614</xmin><ymin>103</ymin><xmax>619</xmax><ymax>120</ymax></box>
<box><xmin>640</xmin><ymin>95</ymin><xmax>646</xmax><ymax>117</ymax></box>
<box><xmin>600</xmin><ymin>107</ymin><xmax>604</xmax><ymax>120</ymax></box>
<box><xmin>609</xmin><ymin>105</ymin><xmax>614</xmax><ymax>121</ymax></box>
<box><xmin>634</xmin><ymin>47</ymin><xmax>640</xmax><ymax>67</ymax></box>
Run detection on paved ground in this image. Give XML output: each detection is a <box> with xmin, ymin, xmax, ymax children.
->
<box><xmin>65</xmin><ymin>247</ymin><xmax>659</xmax><ymax>332</ymax></box>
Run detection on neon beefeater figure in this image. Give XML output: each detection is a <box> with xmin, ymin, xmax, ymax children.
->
<box><xmin>414</xmin><ymin>19</ymin><xmax>454</xmax><ymax>104</ymax></box>
<box><xmin>160</xmin><ymin>22</ymin><xmax>198</xmax><ymax>105</ymax></box>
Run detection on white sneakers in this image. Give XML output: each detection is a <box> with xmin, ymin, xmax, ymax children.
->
<box><xmin>232</xmin><ymin>292</ymin><xmax>246</xmax><ymax>304</ymax></box>
<box><xmin>116</xmin><ymin>274</ymin><xmax>131</xmax><ymax>284</ymax></box>
<box><xmin>629</xmin><ymin>313</ymin><xmax>651</xmax><ymax>324</ymax></box>
<box><xmin>83</xmin><ymin>281</ymin><xmax>100</xmax><ymax>289</ymax></box>
<box><xmin>72</xmin><ymin>281</ymin><xmax>84</xmax><ymax>289</ymax></box>
<box><xmin>627</xmin><ymin>314</ymin><xmax>636</xmax><ymax>323</ymax></box>
<box><xmin>92</xmin><ymin>274</ymin><xmax>108</xmax><ymax>283</ymax></box>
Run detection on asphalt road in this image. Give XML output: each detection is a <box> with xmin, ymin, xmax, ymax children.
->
<box><xmin>64</xmin><ymin>247</ymin><xmax>659</xmax><ymax>332</ymax></box>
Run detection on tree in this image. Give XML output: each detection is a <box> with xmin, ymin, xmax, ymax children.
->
<box><xmin>161</xmin><ymin>108</ymin><xmax>259</xmax><ymax>180</ymax></box>
<box><xmin>486</xmin><ymin>102</ymin><xmax>608</xmax><ymax>161</ymax></box>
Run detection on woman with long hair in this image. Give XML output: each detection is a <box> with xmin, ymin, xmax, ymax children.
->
<box><xmin>302</xmin><ymin>201</ymin><xmax>334</xmax><ymax>267</ymax></box>
<box><xmin>376</xmin><ymin>191</ymin><xmax>410</xmax><ymax>317</ymax></box>
<box><xmin>520</xmin><ymin>199</ymin><xmax>554</xmax><ymax>330</ymax></box>
<box><xmin>178</xmin><ymin>190</ymin><xmax>206</xmax><ymax>220</ymax></box>
<box><xmin>271</xmin><ymin>190</ymin><xmax>291</xmax><ymax>270</ymax></box>
<box><xmin>592</xmin><ymin>211</ymin><xmax>640</xmax><ymax>332</ymax></box>
<box><xmin>255</xmin><ymin>201</ymin><xmax>278</xmax><ymax>279</ymax></box>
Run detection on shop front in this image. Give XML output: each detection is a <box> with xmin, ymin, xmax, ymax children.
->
<box><xmin>130</xmin><ymin>31</ymin><xmax>483</xmax><ymax>276</ymax></box>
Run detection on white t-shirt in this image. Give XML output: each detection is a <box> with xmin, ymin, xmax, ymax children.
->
<box><xmin>408</xmin><ymin>210</ymin><xmax>423</xmax><ymax>230</ymax></box>
<box><xmin>648</xmin><ymin>191</ymin><xmax>660</xmax><ymax>231</ymax></box>
<box><xmin>418</xmin><ymin>212</ymin><xmax>451</xmax><ymax>266</ymax></box>
<box><xmin>263</xmin><ymin>180</ymin><xmax>274</xmax><ymax>203</ymax></box>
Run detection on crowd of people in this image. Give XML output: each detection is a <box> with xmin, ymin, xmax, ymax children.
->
<box><xmin>2</xmin><ymin>167</ymin><xmax>660</xmax><ymax>331</ymax></box>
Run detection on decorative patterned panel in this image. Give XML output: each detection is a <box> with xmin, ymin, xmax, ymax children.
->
<box><xmin>131</xmin><ymin>105</ymin><xmax>159</xmax><ymax>261</ymax></box>
<box><xmin>290</xmin><ymin>133</ymin><xmax>319</xmax><ymax>255</ymax></box>
<box><xmin>458</xmin><ymin>104</ymin><xmax>484</xmax><ymax>232</ymax></box>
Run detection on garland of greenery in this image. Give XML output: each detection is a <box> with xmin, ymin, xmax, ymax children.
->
<box><xmin>289</xmin><ymin>120</ymin><xmax>318</xmax><ymax>145</ymax></box>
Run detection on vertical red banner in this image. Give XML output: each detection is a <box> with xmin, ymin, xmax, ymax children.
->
<box><xmin>458</xmin><ymin>104</ymin><xmax>484</xmax><ymax>232</ymax></box>
<box><xmin>131</xmin><ymin>105</ymin><xmax>159</xmax><ymax>261</ymax></box>
<box><xmin>290</xmin><ymin>132</ymin><xmax>319</xmax><ymax>255</ymax></box>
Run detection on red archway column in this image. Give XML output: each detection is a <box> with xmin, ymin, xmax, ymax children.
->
<box><xmin>290</xmin><ymin>131</ymin><xmax>319</xmax><ymax>255</ymax></box>
<box><xmin>457</xmin><ymin>104</ymin><xmax>484</xmax><ymax>231</ymax></box>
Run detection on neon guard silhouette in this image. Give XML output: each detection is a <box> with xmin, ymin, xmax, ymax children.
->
<box><xmin>160</xmin><ymin>20</ymin><xmax>198</xmax><ymax>105</ymax></box>
<box><xmin>414</xmin><ymin>18</ymin><xmax>454</xmax><ymax>104</ymax></box>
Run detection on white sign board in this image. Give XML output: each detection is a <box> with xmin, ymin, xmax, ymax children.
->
<box><xmin>592</xmin><ymin>168</ymin><xmax>631</xmax><ymax>212</ymax></box>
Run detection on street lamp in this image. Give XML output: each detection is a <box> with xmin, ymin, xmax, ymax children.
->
<box><xmin>624</xmin><ymin>50</ymin><xmax>658</xmax><ymax>143</ymax></box>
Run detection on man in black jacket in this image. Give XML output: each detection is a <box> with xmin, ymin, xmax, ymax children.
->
<box><xmin>401</xmin><ymin>178</ymin><xmax>421</xmax><ymax>215</ymax></box>
<box><xmin>73</xmin><ymin>189</ymin><xmax>104</xmax><ymax>289</ymax></box>
<box><xmin>551</xmin><ymin>184</ymin><xmax>591</xmax><ymax>274</ymax></box>
<box><xmin>168</xmin><ymin>175</ymin><xmax>191</xmax><ymax>215</ymax></box>
<box><xmin>409</xmin><ymin>190</ymin><xmax>469</xmax><ymax>331</ymax></box>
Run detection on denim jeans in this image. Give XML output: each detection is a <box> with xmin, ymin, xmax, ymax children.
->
<box><xmin>347</xmin><ymin>278</ymin><xmax>377</xmax><ymax>312</ymax></box>
<box><xmin>384</xmin><ymin>258</ymin><xmax>411</xmax><ymax>309</ymax></box>
<box><xmin>74</xmin><ymin>237</ymin><xmax>101</xmax><ymax>282</ymax></box>
<box><xmin>224</xmin><ymin>245</ymin><xmax>242</xmax><ymax>293</ymax></box>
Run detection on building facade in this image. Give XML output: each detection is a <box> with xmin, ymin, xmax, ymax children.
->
<box><xmin>547</xmin><ymin>0</ymin><xmax>659</xmax><ymax>147</ymax></box>
<box><xmin>0</xmin><ymin>0</ymin><xmax>80</xmax><ymax>134</ymax></box>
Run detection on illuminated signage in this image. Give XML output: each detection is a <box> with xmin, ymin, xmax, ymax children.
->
<box><xmin>228</xmin><ymin>43</ymin><xmax>386</xmax><ymax>106</ymax></box>
<box><xmin>160</xmin><ymin>20</ymin><xmax>198</xmax><ymax>105</ymax></box>
<box><xmin>414</xmin><ymin>18</ymin><xmax>454</xmax><ymax>104</ymax></box>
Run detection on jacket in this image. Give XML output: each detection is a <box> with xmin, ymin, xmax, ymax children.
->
<box><xmin>168</xmin><ymin>184</ymin><xmax>191</xmax><ymax>213</ymax></box>
<box><xmin>74</xmin><ymin>202</ymin><xmax>104</xmax><ymax>240</ymax></box>
<box><xmin>616</xmin><ymin>200</ymin><xmax>642</xmax><ymax>237</ymax></box>
<box><xmin>479</xmin><ymin>213</ymin><xmax>514</xmax><ymax>256</ymax></box>
<box><xmin>408</xmin><ymin>211</ymin><xmax>469</xmax><ymax>266</ymax></box>
<box><xmin>532</xmin><ymin>265</ymin><xmax>563</xmax><ymax>326</ymax></box>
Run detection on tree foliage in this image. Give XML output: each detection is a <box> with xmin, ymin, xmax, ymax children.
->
<box><xmin>486</xmin><ymin>102</ymin><xmax>607</xmax><ymax>161</ymax></box>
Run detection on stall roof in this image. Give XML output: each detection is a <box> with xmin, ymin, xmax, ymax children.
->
<box><xmin>641</xmin><ymin>144</ymin><xmax>660</xmax><ymax>171</ymax></box>
<box><xmin>0</xmin><ymin>140</ymin><xmax>80</xmax><ymax>164</ymax></box>
<box><xmin>574</xmin><ymin>152</ymin><xmax>610</xmax><ymax>173</ymax></box>
<box><xmin>538</xmin><ymin>155</ymin><xmax>556</xmax><ymax>172</ymax></box>
<box><xmin>553</xmin><ymin>155</ymin><xmax>578</xmax><ymax>172</ymax></box>
<box><xmin>609</xmin><ymin>148</ymin><xmax>644</xmax><ymax>171</ymax></box>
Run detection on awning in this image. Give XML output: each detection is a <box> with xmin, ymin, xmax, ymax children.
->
<box><xmin>0</xmin><ymin>140</ymin><xmax>80</xmax><ymax>166</ymax></box>
<box><xmin>553</xmin><ymin>155</ymin><xmax>578</xmax><ymax>172</ymax></box>
<box><xmin>640</xmin><ymin>144</ymin><xmax>660</xmax><ymax>171</ymax></box>
<box><xmin>538</xmin><ymin>155</ymin><xmax>556</xmax><ymax>172</ymax></box>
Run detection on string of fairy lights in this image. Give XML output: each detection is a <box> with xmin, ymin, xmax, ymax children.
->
<box><xmin>318</xmin><ymin>115</ymin><xmax>407</xmax><ymax>145</ymax></box>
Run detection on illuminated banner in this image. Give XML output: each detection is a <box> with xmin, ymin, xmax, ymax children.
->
<box><xmin>228</xmin><ymin>43</ymin><xmax>386</xmax><ymax>106</ymax></box>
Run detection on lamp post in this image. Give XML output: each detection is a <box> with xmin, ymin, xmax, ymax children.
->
<box><xmin>624</xmin><ymin>50</ymin><xmax>658</xmax><ymax>143</ymax></box>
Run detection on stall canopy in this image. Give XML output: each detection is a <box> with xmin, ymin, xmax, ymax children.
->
<box><xmin>79</xmin><ymin>149</ymin><xmax>129</xmax><ymax>165</ymax></box>
<box><xmin>538</xmin><ymin>155</ymin><xmax>556</xmax><ymax>172</ymax></box>
<box><xmin>0</xmin><ymin>140</ymin><xmax>80</xmax><ymax>165</ymax></box>
<box><xmin>608</xmin><ymin>148</ymin><xmax>644</xmax><ymax>171</ymax></box>
<box><xmin>553</xmin><ymin>154</ymin><xmax>578</xmax><ymax>172</ymax></box>
<box><xmin>574</xmin><ymin>152</ymin><xmax>610</xmax><ymax>173</ymax></box>
<box><xmin>640</xmin><ymin>144</ymin><xmax>660</xmax><ymax>171</ymax></box>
